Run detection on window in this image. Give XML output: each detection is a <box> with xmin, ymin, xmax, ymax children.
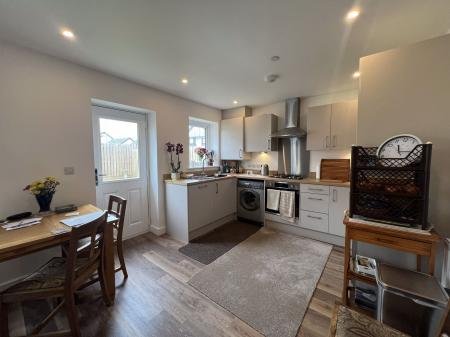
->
<box><xmin>189</xmin><ymin>118</ymin><xmax>210</xmax><ymax>168</ymax></box>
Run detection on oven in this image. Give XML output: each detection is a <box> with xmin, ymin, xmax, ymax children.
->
<box><xmin>265</xmin><ymin>181</ymin><xmax>300</xmax><ymax>217</ymax></box>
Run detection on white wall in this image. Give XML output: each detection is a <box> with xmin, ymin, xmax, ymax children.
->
<box><xmin>356</xmin><ymin>34</ymin><xmax>450</xmax><ymax>274</ymax></box>
<box><xmin>0</xmin><ymin>41</ymin><xmax>220</xmax><ymax>285</ymax></box>
<box><xmin>241</xmin><ymin>89</ymin><xmax>358</xmax><ymax>173</ymax></box>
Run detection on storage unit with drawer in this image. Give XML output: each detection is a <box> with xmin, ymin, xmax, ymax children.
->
<box><xmin>300</xmin><ymin>183</ymin><xmax>349</xmax><ymax>237</ymax></box>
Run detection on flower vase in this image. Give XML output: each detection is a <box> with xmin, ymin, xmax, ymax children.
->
<box><xmin>171</xmin><ymin>172</ymin><xmax>180</xmax><ymax>180</ymax></box>
<box><xmin>36</xmin><ymin>193</ymin><xmax>54</xmax><ymax>213</ymax></box>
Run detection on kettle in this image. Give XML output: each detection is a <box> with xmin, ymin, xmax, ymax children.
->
<box><xmin>261</xmin><ymin>164</ymin><xmax>269</xmax><ymax>176</ymax></box>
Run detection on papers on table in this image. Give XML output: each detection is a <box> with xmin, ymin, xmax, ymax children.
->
<box><xmin>60</xmin><ymin>211</ymin><xmax>104</xmax><ymax>228</ymax></box>
<box><xmin>1</xmin><ymin>217</ymin><xmax>42</xmax><ymax>231</ymax></box>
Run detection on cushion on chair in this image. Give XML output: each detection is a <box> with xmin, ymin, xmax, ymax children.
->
<box><xmin>2</xmin><ymin>257</ymin><xmax>91</xmax><ymax>294</ymax></box>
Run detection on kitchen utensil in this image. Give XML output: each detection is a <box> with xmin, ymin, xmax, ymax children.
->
<box><xmin>320</xmin><ymin>159</ymin><xmax>350</xmax><ymax>181</ymax></box>
<box><xmin>261</xmin><ymin>164</ymin><xmax>269</xmax><ymax>176</ymax></box>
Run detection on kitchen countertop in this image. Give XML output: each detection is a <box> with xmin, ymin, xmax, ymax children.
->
<box><xmin>165</xmin><ymin>174</ymin><xmax>350</xmax><ymax>187</ymax></box>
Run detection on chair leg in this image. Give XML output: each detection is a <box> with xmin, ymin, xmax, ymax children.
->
<box><xmin>0</xmin><ymin>301</ymin><xmax>9</xmax><ymax>337</ymax></box>
<box><xmin>65</xmin><ymin>294</ymin><xmax>81</xmax><ymax>337</ymax></box>
<box><xmin>116</xmin><ymin>239</ymin><xmax>128</xmax><ymax>279</ymax></box>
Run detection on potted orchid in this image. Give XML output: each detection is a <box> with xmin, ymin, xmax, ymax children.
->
<box><xmin>195</xmin><ymin>147</ymin><xmax>214</xmax><ymax>175</ymax></box>
<box><xmin>166</xmin><ymin>142</ymin><xmax>183</xmax><ymax>180</ymax></box>
<box><xmin>23</xmin><ymin>176</ymin><xmax>60</xmax><ymax>213</ymax></box>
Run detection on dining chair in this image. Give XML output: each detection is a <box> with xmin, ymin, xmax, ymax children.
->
<box><xmin>107</xmin><ymin>195</ymin><xmax>128</xmax><ymax>278</ymax></box>
<box><xmin>0</xmin><ymin>211</ymin><xmax>108</xmax><ymax>337</ymax></box>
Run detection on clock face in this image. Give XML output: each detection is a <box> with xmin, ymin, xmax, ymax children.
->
<box><xmin>377</xmin><ymin>134</ymin><xmax>422</xmax><ymax>159</ymax></box>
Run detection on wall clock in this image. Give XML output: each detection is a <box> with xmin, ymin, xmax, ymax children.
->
<box><xmin>377</xmin><ymin>134</ymin><xmax>422</xmax><ymax>161</ymax></box>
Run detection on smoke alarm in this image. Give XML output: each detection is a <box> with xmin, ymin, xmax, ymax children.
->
<box><xmin>264</xmin><ymin>74</ymin><xmax>279</xmax><ymax>83</ymax></box>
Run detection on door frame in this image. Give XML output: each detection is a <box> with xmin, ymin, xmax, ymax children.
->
<box><xmin>91</xmin><ymin>102</ymin><xmax>152</xmax><ymax>239</ymax></box>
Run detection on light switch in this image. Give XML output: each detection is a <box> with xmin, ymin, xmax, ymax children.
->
<box><xmin>64</xmin><ymin>166</ymin><xmax>75</xmax><ymax>175</ymax></box>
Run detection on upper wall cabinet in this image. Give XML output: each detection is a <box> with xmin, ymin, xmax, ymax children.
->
<box><xmin>221</xmin><ymin>117</ymin><xmax>249</xmax><ymax>160</ymax></box>
<box><xmin>307</xmin><ymin>100</ymin><xmax>357</xmax><ymax>151</ymax></box>
<box><xmin>245</xmin><ymin>114</ymin><xmax>278</xmax><ymax>152</ymax></box>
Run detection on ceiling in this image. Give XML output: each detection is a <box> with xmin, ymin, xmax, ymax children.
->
<box><xmin>0</xmin><ymin>0</ymin><xmax>449</xmax><ymax>109</ymax></box>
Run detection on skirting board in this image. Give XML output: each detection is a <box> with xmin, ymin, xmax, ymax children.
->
<box><xmin>266</xmin><ymin>219</ymin><xmax>344</xmax><ymax>247</ymax></box>
<box><xmin>189</xmin><ymin>213</ymin><xmax>237</xmax><ymax>241</ymax></box>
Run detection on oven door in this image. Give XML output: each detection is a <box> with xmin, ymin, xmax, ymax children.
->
<box><xmin>265</xmin><ymin>187</ymin><xmax>300</xmax><ymax>217</ymax></box>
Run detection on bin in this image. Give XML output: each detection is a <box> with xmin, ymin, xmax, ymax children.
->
<box><xmin>376</xmin><ymin>263</ymin><xmax>449</xmax><ymax>337</ymax></box>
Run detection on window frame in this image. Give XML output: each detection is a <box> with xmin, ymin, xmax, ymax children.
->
<box><xmin>189</xmin><ymin>118</ymin><xmax>211</xmax><ymax>169</ymax></box>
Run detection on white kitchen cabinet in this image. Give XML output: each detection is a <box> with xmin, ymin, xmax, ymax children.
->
<box><xmin>306</xmin><ymin>105</ymin><xmax>331</xmax><ymax>150</ymax></box>
<box><xmin>188</xmin><ymin>183</ymin><xmax>216</xmax><ymax>231</ymax></box>
<box><xmin>328</xmin><ymin>186</ymin><xmax>350</xmax><ymax>237</ymax></box>
<box><xmin>244</xmin><ymin>114</ymin><xmax>278</xmax><ymax>152</ymax></box>
<box><xmin>307</xmin><ymin>100</ymin><xmax>357</xmax><ymax>150</ymax></box>
<box><xmin>330</xmin><ymin>101</ymin><xmax>357</xmax><ymax>149</ymax></box>
<box><xmin>165</xmin><ymin>178</ymin><xmax>237</xmax><ymax>242</ymax></box>
<box><xmin>221</xmin><ymin>117</ymin><xmax>248</xmax><ymax>160</ymax></box>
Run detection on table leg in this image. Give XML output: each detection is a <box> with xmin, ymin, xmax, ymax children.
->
<box><xmin>416</xmin><ymin>255</ymin><xmax>422</xmax><ymax>272</ymax></box>
<box><xmin>429</xmin><ymin>243</ymin><xmax>437</xmax><ymax>275</ymax></box>
<box><xmin>342</xmin><ymin>227</ymin><xmax>350</xmax><ymax>305</ymax></box>
<box><xmin>103</xmin><ymin>222</ymin><xmax>115</xmax><ymax>304</ymax></box>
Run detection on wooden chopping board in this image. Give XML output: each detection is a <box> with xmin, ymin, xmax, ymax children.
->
<box><xmin>320</xmin><ymin>159</ymin><xmax>350</xmax><ymax>182</ymax></box>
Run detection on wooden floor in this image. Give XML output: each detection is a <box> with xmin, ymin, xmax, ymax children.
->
<box><xmin>9</xmin><ymin>231</ymin><xmax>344</xmax><ymax>337</ymax></box>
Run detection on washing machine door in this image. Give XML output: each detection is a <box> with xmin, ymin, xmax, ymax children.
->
<box><xmin>240</xmin><ymin>189</ymin><xmax>260</xmax><ymax>211</ymax></box>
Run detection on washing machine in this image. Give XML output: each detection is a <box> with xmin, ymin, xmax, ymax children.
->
<box><xmin>237</xmin><ymin>179</ymin><xmax>265</xmax><ymax>223</ymax></box>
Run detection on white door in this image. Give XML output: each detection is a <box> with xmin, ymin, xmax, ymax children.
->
<box><xmin>328</xmin><ymin>187</ymin><xmax>350</xmax><ymax>237</ymax></box>
<box><xmin>306</xmin><ymin>104</ymin><xmax>331</xmax><ymax>150</ymax></box>
<box><xmin>92</xmin><ymin>105</ymin><xmax>150</xmax><ymax>238</ymax></box>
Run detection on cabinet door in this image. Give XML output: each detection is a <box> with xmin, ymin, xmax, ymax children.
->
<box><xmin>307</xmin><ymin>105</ymin><xmax>331</xmax><ymax>150</ymax></box>
<box><xmin>328</xmin><ymin>186</ymin><xmax>349</xmax><ymax>237</ymax></box>
<box><xmin>221</xmin><ymin>117</ymin><xmax>245</xmax><ymax>160</ymax></box>
<box><xmin>188</xmin><ymin>183</ymin><xmax>215</xmax><ymax>231</ymax></box>
<box><xmin>330</xmin><ymin>101</ymin><xmax>357</xmax><ymax>149</ymax></box>
<box><xmin>245</xmin><ymin>114</ymin><xmax>277</xmax><ymax>152</ymax></box>
<box><xmin>215</xmin><ymin>178</ymin><xmax>237</xmax><ymax>219</ymax></box>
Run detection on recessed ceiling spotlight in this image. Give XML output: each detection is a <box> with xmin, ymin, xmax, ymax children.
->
<box><xmin>61</xmin><ymin>29</ymin><xmax>75</xmax><ymax>40</ymax></box>
<box><xmin>352</xmin><ymin>71</ymin><xmax>360</xmax><ymax>78</ymax></box>
<box><xmin>346</xmin><ymin>9</ymin><xmax>360</xmax><ymax>20</ymax></box>
<box><xmin>181</xmin><ymin>78</ymin><xmax>189</xmax><ymax>84</ymax></box>
<box><xmin>264</xmin><ymin>74</ymin><xmax>279</xmax><ymax>83</ymax></box>
<box><xmin>233</xmin><ymin>100</ymin><xmax>239</xmax><ymax>104</ymax></box>
<box><xmin>271</xmin><ymin>55</ymin><xmax>280</xmax><ymax>62</ymax></box>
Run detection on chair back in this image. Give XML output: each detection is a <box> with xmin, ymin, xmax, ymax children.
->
<box><xmin>108</xmin><ymin>195</ymin><xmax>127</xmax><ymax>240</ymax></box>
<box><xmin>65</xmin><ymin>211</ymin><xmax>107</xmax><ymax>290</ymax></box>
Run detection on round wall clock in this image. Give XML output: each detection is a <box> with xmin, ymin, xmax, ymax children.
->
<box><xmin>377</xmin><ymin>134</ymin><xmax>423</xmax><ymax>160</ymax></box>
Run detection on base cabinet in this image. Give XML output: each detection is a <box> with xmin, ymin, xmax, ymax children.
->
<box><xmin>299</xmin><ymin>184</ymin><xmax>349</xmax><ymax>238</ymax></box>
<box><xmin>165</xmin><ymin>178</ymin><xmax>237</xmax><ymax>242</ymax></box>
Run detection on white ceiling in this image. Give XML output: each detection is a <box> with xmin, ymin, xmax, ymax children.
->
<box><xmin>0</xmin><ymin>0</ymin><xmax>449</xmax><ymax>109</ymax></box>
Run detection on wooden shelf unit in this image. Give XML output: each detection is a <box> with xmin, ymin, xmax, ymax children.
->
<box><xmin>342</xmin><ymin>215</ymin><xmax>441</xmax><ymax>306</ymax></box>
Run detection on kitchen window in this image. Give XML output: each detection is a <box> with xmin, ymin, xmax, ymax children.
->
<box><xmin>189</xmin><ymin>118</ymin><xmax>210</xmax><ymax>168</ymax></box>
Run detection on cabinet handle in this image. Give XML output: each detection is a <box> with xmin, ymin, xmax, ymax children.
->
<box><xmin>307</xmin><ymin>197</ymin><xmax>323</xmax><ymax>201</ymax></box>
<box><xmin>198</xmin><ymin>184</ymin><xmax>208</xmax><ymax>189</ymax></box>
<box><xmin>333</xmin><ymin>135</ymin><xmax>337</xmax><ymax>147</ymax></box>
<box><xmin>324</xmin><ymin>136</ymin><xmax>329</xmax><ymax>148</ymax></box>
<box><xmin>308</xmin><ymin>187</ymin><xmax>324</xmax><ymax>191</ymax></box>
<box><xmin>268</xmin><ymin>139</ymin><xmax>271</xmax><ymax>151</ymax></box>
<box><xmin>332</xmin><ymin>189</ymin><xmax>337</xmax><ymax>202</ymax></box>
<box><xmin>307</xmin><ymin>215</ymin><xmax>323</xmax><ymax>220</ymax></box>
<box><xmin>216</xmin><ymin>183</ymin><xmax>218</xmax><ymax>194</ymax></box>
<box><xmin>239</xmin><ymin>149</ymin><xmax>243</xmax><ymax>158</ymax></box>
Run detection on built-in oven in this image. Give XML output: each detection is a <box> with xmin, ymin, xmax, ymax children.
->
<box><xmin>265</xmin><ymin>181</ymin><xmax>300</xmax><ymax>218</ymax></box>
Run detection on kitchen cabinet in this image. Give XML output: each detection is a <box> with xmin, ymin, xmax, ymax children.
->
<box><xmin>299</xmin><ymin>184</ymin><xmax>349</xmax><ymax>238</ymax></box>
<box><xmin>165</xmin><ymin>177</ymin><xmax>237</xmax><ymax>242</ymax></box>
<box><xmin>244</xmin><ymin>114</ymin><xmax>278</xmax><ymax>152</ymax></box>
<box><xmin>221</xmin><ymin>117</ymin><xmax>248</xmax><ymax>160</ymax></box>
<box><xmin>307</xmin><ymin>100</ymin><xmax>357</xmax><ymax>150</ymax></box>
<box><xmin>328</xmin><ymin>186</ymin><xmax>349</xmax><ymax>237</ymax></box>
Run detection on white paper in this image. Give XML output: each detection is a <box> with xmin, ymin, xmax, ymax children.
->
<box><xmin>2</xmin><ymin>217</ymin><xmax>42</xmax><ymax>230</ymax></box>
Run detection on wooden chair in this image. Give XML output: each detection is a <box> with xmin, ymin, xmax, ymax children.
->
<box><xmin>0</xmin><ymin>212</ymin><xmax>108</xmax><ymax>337</ymax></box>
<box><xmin>108</xmin><ymin>195</ymin><xmax>128</xmax><ymax>278</ymax></box>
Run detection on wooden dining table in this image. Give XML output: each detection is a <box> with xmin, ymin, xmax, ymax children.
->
<box><xmin>0</xmin><ymin>204</ymin><xmax>116</xmax><ymax>305</ymax></box>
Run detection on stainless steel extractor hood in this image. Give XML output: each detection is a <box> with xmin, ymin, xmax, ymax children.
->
<box><xmin>270</xmin><ymin>97</ymin><xmax>306</xmax><ymax>138</ymax></box>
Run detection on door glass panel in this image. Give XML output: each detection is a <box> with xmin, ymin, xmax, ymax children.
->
<box><xmin>99</xmin><ymin>118</ymin><xmax>139</xmax><ymax>181</ymax></box>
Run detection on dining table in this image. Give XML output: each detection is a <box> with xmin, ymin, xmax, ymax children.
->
<box><xmin>0</xmin><ymin>204</ymin><xmax>116</xmax><ymax>305</ymax></box>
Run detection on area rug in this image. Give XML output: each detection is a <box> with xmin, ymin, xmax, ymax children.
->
<box><xmin>188</xmin><ymin>229</ymin><xmax>332</xmax><ymax>337</ymax></box>
<box><xmin>178</xmin><ymin>221</ymin><xmax>261</xmax><ymax>264</ymax></box>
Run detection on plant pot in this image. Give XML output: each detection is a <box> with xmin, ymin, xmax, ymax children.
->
<box><xmin>171</xmin><ymin>172</ymin><xmax>181</xmax><ymax>180</ymax></box>
<box><xmin>36</xmin><ymin>193</ymin><xmax>54</xmax><ymax>213</ymax></box>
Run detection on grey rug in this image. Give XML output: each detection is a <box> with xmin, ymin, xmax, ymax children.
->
<box><xmin>179</xmin><ymin>221</ymin><xmax>261</xmax><ymax>264</ymax></box>
<box><xmin>189</xmin><ymin>229</ymin><xmax>332</xmax><ymax>337</ymax></box>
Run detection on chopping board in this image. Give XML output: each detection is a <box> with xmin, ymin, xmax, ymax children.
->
<box><xmin>320</xmin><ymin>159</ymin><xmax>350</xmax><ymax>182</ymax></box>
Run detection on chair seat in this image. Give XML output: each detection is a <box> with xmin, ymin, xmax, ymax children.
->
<box><xmin>2</xmin><ymin>257</ymin><xmax>89</xmax><ymax>294</ymax></box>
